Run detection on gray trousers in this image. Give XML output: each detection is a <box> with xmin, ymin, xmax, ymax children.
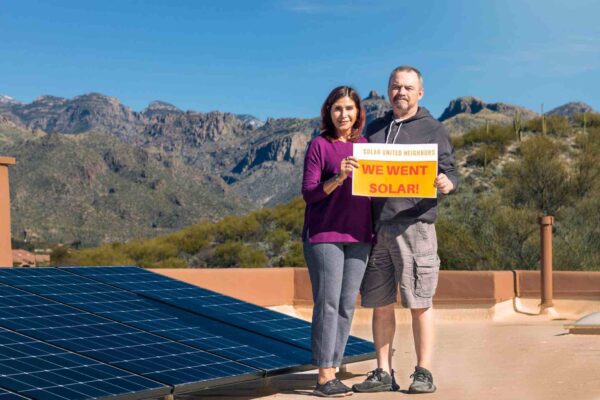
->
<box><xmin>303</xmin><ymin>242</ymin><xmax>371</xmax><ymax>367</ymax></box>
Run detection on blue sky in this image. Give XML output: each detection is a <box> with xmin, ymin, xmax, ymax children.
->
<box><xmin>0</xmin><ymin>0</ymin><xmax>598</xmax><ymax>120</ymax></box>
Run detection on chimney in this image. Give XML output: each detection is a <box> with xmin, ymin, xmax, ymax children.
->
<box><xmin>0</xmin><ymin>156</ymin><xmax>16</xmax><ymax>267</ymax></box>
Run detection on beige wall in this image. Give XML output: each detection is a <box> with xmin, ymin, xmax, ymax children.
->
<box><xmin>515</xmin><ymin>270</ymin><xmax>600</xmax><ymax>299</ymax></box>
<box><xmin>150</xmin><ymin>268</ymin><xmax>600</xmax><ymax>307</ymax></box>
<box><xmin>155</xmin><ymin>268</ymin><xmax>295</xmax><ymax>307</ymax></box>
<box><xmin>0</xmin><ymin>157</ymin><xmax>16</xmax><ymax>267</ymax></box>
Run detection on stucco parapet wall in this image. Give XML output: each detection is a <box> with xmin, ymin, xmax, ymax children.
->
<box><xmin>153</xmin><ymin>268</ymin><xmax>516</xmax><ymax>307</ymax></box>
<box><xmin>435</xmin><ymin>270</ymin><xmax>514</xmax><ymax>304</ymax></box>
<box><xmin>153</xmin><ymin>268</ymin><xmax>295</xmax><ymax>307</ymax></box>
<box><xmin>515</xmin><ymin>270</ymin><xmax>600</xmax><ymax>298</ymax></box>
<box><xmin>0</xmin><ymin>156</ymin><xmax>16</xmax><ymax>268</ymax></box>
<box><xmin>0</xmin><ymin>157</ymin><xmax>16</xmax><ymax>166</ymax></box>
<box><xmin>294</xmin><ymin>268</ymin><xmax>514</xmax><ymax>306</ymax></box>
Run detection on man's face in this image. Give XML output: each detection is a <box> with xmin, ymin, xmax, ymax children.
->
<box><xmin>387</xmin><ymin>70</ymin><xmax>423</xmax><ymax>118</ymax></box>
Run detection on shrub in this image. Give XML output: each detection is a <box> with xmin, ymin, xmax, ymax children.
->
<box><xmin>265</xmin><ymin>228</ymin><xmax>290</xmax><ymax>254</ymax></box>
<box><xmin>571</xmin><ymin>133</ymin><xmax>600</xmax><ymax>197</ymax></box>
<box><xmin>147</xmin><ymin>257</ymin><xmax>188</xmax><ymax>269</ymax></box>
<box><xmin>554</xmin><ymin>195</ymin><xmax>600</xmax><ymax>271</ymax></box>
<box><xmin>50</xmin><ymin>246</ymin><xmax>72</xmax><ymax>265</ymax></box>
<box><xmin>526</xmin><ymin>115</ymin><xmax>571</xmax><ymax>136</ymax></box>
<box><xmin>65</xmin><ymin>244</ymin><xmax>134</xmax><ymax>266</ymax></box>
<box><xmin>167</xmin><ymin>225</ymin><xmax>213</xmax><ymax>255</ymax></box>
<box><xmin>436</xmin><ymin>218</ymin><xmax>483</xmax><ymax>270</ymax></box>
<box><xmin>125</xmin><ymin>239</ymin><xmax>179</xmax><ymax>264</ymax></box>
<box><xmin>462</xmin><ymin>124</ymin><xmax>514</xmax><ymax>148</ymax></box>
<box><xmin>573</xmin><ymin>112</ymin><xmax>600</xmax><ymax>128</ymax></box>
<box><xmin>466</xmin><ymin>144</ymin><xmax>501</xmax><ymax>167</ymax></box>
<box><xmin>487</xmin><ymin>206</ymin><xmax>539</xmax><ymax>270</ymax></box>
<box><xmin>214</xmin><ymin>215</ymin><xmax>262</xmax><ymax>242</ymax></box>
<box><xmin>451</xmin><ymin>135</ymin><xmax>464</xmax><ymax>149</ymax></box>
<box><xmin>208</xmin><ymin>241</ymin><xmax>268</xmax><ymax>267</ymax></box>
<box><xmin>272</xmin><ymin>197</ymin><xmax>304</xmax><ymax>235</ymax></box>
<box><xmin>280</xmin><ymin>241</ymin><xmax>305</xmax><ymax>267</ymax></box>
<box><xmin>502</xmin><ymin>136</ymin><xmax>570</xmax><ymax>215</ymax></box>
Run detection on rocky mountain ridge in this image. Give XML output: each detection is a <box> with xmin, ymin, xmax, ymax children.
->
<box><xmin>547</xmin><ymin>101</ymin><xmax>595</xmax><ymax>118</ymax></box>
<box><xmin>0</xmin><ymin>95</ymin><xmax>21</xmax><ymax>105</ymax></box>
<box><xmin>0</xmin><ymin>91</ymin><xmax>595</xmax><ymax>245</ymax></box>
<box><xmin>439</xmin><ymin>96</ymin><xmax>538</xmax><ymax>121</ymax></box>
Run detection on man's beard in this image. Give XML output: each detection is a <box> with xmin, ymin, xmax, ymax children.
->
<box><xmin>392</xmin><ymin>95</ymin><xmax>410</xmax><ymax>110</ymax></box>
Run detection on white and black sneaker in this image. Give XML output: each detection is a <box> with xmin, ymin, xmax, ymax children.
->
<box><xmin>352</xmin><ymin>368</ymin><xmax>399</xmax><ymax>392</ymax></box>
<box><xmin>408</xmin><ymin>366</ymin><xmax>436</xmax><ymax>394</ymax></box>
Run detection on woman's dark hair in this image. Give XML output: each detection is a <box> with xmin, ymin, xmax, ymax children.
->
<box><xmin>320</xmin><ymin>86</ymin><xmax>366</xmax><ymax>142</ymax></box>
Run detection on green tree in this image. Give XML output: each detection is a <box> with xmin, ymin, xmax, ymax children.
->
<box><xmin>467</xmin><ymin>144</ymin><xmax>500</xmax><ymax>167</ymax></box>
<box><xmin>487</xmin><ymin>206</ymin><xmax>539</xmax><ymax>270</ymax></box>
<box><xmin>436</xmin><ymin>217</ymin><xmax>484</xmax><ymax>269</ymax></box>
<box><xmin>461</xmin><ymin>124</ymin><xmax>514</xmax><ymax>148</ymax></box>
<box><xmin>501</xmin><ymin>136</ymin><xmax>570</xmax><ymax>215</ymax></box>
<box><xmin>526</xmin><ymin>115</ymin><xmax>571</xmax><ymax>136</ymax></box>
<box><xmin>50</xmin><ymin>246</ymin><xmax>72</xmax><ymax>265</ymax></box>
<box><xmin>574</xmin><ymin>112</ymin><xmax>600</xmax><ymax>129</ymax></box>
<box><xmin>265</xmin><ymin>228</ymin><xmax>291</xmax><ymax>254</ymax></box>
<box><xmin>554</xmin><ymin>195</ymin><xmax>600</xmax><ymax>271</ymax></box>
<box><xmin>280</xmin><ymin>241</ymin><xmax>305</xmax><ymax>267</ymax></box>
<box><xmin>571</xmin><ymin>132</ymin><xmax>600</xmax><ymax>197</ymax></box>
<box><xmin>214</xmin><ymin>214</ymin><xmax>262</xmax><ymax>242</ymax></box>
<box><xmin>208</xmin><ymin>241</ymin><xmax>268</xmax><ymax>267</ymax></box>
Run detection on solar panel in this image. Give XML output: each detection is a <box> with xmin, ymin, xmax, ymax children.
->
<box><xmin>0</xmin><ymin>388</ymin><xmax>29</xmax><ymax>400</ymax></box>
<box><xmin>0</xmin><ymin>283</ymin><xmax>260</xmax><ymax>394</ymax></box>
<box><xmin>0</xmin><ymin>268</ymin><xmax>312</xmax><ymax>374</ymax></box>
<box><xmin>0</xmin><ymin>327</ymin><xmax>169</xmax><ymax>400</ymax></box>
<box><xmin>64</xmin><ymin>266</ymin><xmax>375</xmax><ymax>361</ymax></box>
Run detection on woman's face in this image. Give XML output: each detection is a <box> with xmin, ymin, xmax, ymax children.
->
<box><xmin>330</xmin><ymin>96</ymin><xmax>358</xmax><ymax>136</ymax></box>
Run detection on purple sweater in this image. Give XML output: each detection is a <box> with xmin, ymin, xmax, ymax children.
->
<box><xmin>301</xmin><ymin>134</ymin><xmax>373</xmax><ymax>244</ymax></box>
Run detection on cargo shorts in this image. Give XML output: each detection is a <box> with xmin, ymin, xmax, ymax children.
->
<box><xmin>360</xmin><ymin>221</ymin><xmax>440</xmax><ymax>309</ymax></box>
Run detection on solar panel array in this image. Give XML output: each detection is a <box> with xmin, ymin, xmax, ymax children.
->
<box><xmin>0</xmin><ymin>327</ymin><xmax>168</xmax><ymax>400</ymax></box>
<box><xmin>0</xmin><ymin>267</ymin><xmax>375</xmax><ymax>399</ymax></box>
<box><xmin>65</xmin><ymin>266</ymin><xmax>375</xmax><ymax>360</ymax></box>
<box><xmin>0</xmin><ymin>388</ymin><xmax>28</xmax><ymax>400</ymax></box>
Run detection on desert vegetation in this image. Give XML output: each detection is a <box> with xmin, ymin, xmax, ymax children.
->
<box><xmin>54</xmin><ymin>113</ymin><xmax>600</xmax><ymax>270</ymax></box>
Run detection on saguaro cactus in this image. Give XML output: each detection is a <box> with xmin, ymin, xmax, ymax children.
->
<box><xmin>483</xmin><ymin>148</ymin><xmax>488</xmax><ymax>172</ymax></box>
<box><xmin>541</xmin><ymin>103</ymin><xmax>547</xmax><ymax>136</ymax></box>
<box><xmin>513</xmin><ymin>111</ymin><xmax>522</xmax><ymax>141</ymax></box>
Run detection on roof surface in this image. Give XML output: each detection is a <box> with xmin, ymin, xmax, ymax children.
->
<box><xmin>186</xmin><ymin>303</ymin><xmax>600</xmax><ymax>400</ymax></box>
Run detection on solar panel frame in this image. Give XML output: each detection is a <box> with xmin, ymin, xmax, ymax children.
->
<box><xmin>0</xmin><ymin>388</ymin><xmax>29</xmax><ymax>400</ymax></box>
<box><xmin>63</xmin><ymin>266</ymin><xmax>375</xmax><ymax>364</ymax></box>
<box><xmin>0</xmin><ymin>267</ymin><xmax>314</xmax><ymax>375</ymax></box>
<box><xmin>0</xmin><ymin>326</ymin><xmax>170</xmax><ymax>400</ymax></box>
<box><xmin>0</xmin><ymin>281</ymin><xmax>261</xmax><ymax>395</ymax></box>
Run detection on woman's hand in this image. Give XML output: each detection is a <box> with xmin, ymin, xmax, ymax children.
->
<box><xmin>339</xmin><ymin>156</ymin><xmax>360</xmax><ymax>181</ymax></box>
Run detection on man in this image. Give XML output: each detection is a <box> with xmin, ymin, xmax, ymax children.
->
<box><xmin>352</xmin><ymin>65</ymin><xmax>457</xmax><ymax>394</ymax></box>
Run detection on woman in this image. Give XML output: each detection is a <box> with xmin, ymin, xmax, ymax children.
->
<box><xmin>302</xmin><ymin>86</ymin><xmax>373</xmax><ymax>397</ymax></box>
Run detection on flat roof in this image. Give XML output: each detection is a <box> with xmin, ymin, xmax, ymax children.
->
<box><xmin>186</xmin><ymin>304</ymin><xmax>600</xmax><ymax>400</ymax></box>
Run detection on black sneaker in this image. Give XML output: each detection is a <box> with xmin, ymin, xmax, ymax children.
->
<box><xmin>333</xmin><ymin>379</ymin><xmax>352</xmax><ymax>394</ymax></box>
<box><xmin>352</xmin><ymin>368</ymin><xmax>397</xmax><ymax>392</ymax></box>
<box><xmin>313</xmin><ymin>379</ymin><xmax>351</xmax><ymax>397</ymax></box>
<box><xmin>408</xmin><ymin>366</ymin><xmax>436</xmax><ymax>394</ymax></box>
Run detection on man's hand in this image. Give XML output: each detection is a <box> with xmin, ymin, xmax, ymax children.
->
<box><xmin>434</xmin><ymin>173</ymin><xmax>454</xmax><ymax>194</ymax></box>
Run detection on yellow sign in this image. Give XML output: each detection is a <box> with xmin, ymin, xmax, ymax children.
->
<box><xmin>352</xmin><ymin>144</ymin><xmax>438</xmax><ymax>198</ymax></box>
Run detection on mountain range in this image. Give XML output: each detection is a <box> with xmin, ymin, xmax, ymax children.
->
<box><xmin>0</xmin><ymin>91</ymin><xmax>594</xmax><ymax>246</ymax></box>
